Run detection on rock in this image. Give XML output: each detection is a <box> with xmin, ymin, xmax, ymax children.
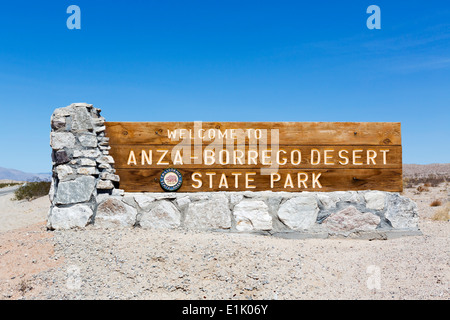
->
<box><xmin>50</xmin><ymin>132</ymin><xmax>75</xmax><ymax>150</ymax></box>
<box><xmin>364</xmin><ymin>191</ymin><xmax>387</xmax><ymax>210</ymax></box>
<box><xmin>176</xmin><ymin>196</ymin><xmax>191</xmax><ymax>212</ymax></box>
<box><xmin>233</xmin><ymin>200</ymin><xmax>272</xmax><ymax>231</ymax></box>
<box><xmin>71</xmin><ymin>102</ymin><xmax>93</xmax><ymax>108</ymax></box>
<box><xmin>51</xmin><ymin>116</ymin><xmax>66</xmax><ymax>131</ymax></box>
<box><xmin>52</xmin><ymin>149</ymin><xmax>71</xmax><ymax>164</ymax></box>
<box><xmin>189</xmin><ymin>193</ymin><xmax>211</xmax><ymax>201</ymax></box>
<box><xmin>98</xmin><ymin>137</ymin><xmax>110</xmax><ymax>145</ymax></box>
<box><xmin>266</xmin><ymin>194</ymin><xmax>283</xmax><ymax>213</ymax></box>
<box><xmin>97</xmin><ymin>180</ymin><xmax>114</xmax><ymax>190</ymax></box>
<box><xmin>73</xmin><ymin>149</ymin><xmax>102</xmax><ymax>158</ymax></box>
<box><xmin>242</xmin><ymin>191</ymin><xmax>258</xmax><ymax>198</ymax></box>
<box><xmin>71</xmin><ymin>106</ymin><xmax>93</xmax><ymax>132</ymax></box>
<box><xmin>54</xmin><ymin>176</ymin><xmax>96</xmax><ymax>205</ymax></box>
<box><xmin>95</xmin><ymin>198</ymin><xmax>137</xmax><ymax>228</ymax></box>
<box><xmin>96</xmin><ymin>193</ymin><xmax>110</xmax><ymax>204</ymax></box>
<box><xmin>92</xmin><ymin>117</ymin><xmax>105</xmax><ymax>126</ymax></box>
<box><xmin>147</xmin><ymin>193</ymin><xmax>177</xmax><ymax>201</ymax></box>
<box><xmin>97</xmin><ymin>155</ymin><xmax>115</xmax><ymax>164</ymax></box>
<box><xmin>77</xmin><ymin>167</ymin><xmax>97</xmax><ymax>175</ymax></box>
<box><xmin>334</xmin><ymin>191</ymin><xmax>364</xmax><ymax>204</ymax></box>
<box><xmin>48</xmin><ymin>204</ymin><xmax>93</xmax><ymax>230</ymax></box>
<box><xmin>133</xmin><ymin>194</ymin><xmax>156</xmax><ymax>211</ymax></box>
<box><xmin>184</xmin><ymin>193</ymin><xmax>231</xmax><ymax>230</ymax></box>
<box><xmin>385</xmin><ymin>194</ymin><xmax>419</xmax><ymax>229</ymax></box>
<box><xmin>139</xmin><ymin>201</ymin><xmax>181</xmax><ymax>229</ymax></box>
<box><xmin>277</xmin><ymin>195</ymin><xmax>319</xmax><ymax>230</ymax></box>
<box><xmin>56</xmin><ymin>165</ymin><xmax>73</xmax><ymax>180</ymax></box>
<box><xmin>99</xmin><ymin>173</ymin><xmax>120</xmax><ymax>182</ymax></box>
<box><xmin>112</xmin><ymin>189</ymin><xmax>125</xmax><ymax>196</ymax></box>
<box><xmin>78</xmin><ymin>134</ymin><xmax>98</xmax><ymax>147</ymax></box>
<box><xmin>323</xmin><ymin>206</ymin><xmax>380</xmax><ymax>233</ymax></box>
<box><xmin>317</xmin><ymin>193</ymin><xmax>337</xmax><ymax>209</ymax></box>
<box><xmin>79</xmin><ymin>158</ymin><xmax>97</xmax><ymax>166</ymax></box>
<box><xmin>94</xmin><ymin>125</ymin><xmax>106</xmax><ymax>133</ymax></box>
<box><xmin>230</xmin><ymin>193</ymin><xmax>244</xmax><ymax>206</ymax></box>
<box><xmin>52</xmin><ymin>106</ymin><xmax>73</xmax><ymax>117</ymax></box>
<box><xmin>98</xmin><ymin>163</ymin><xmax>113</xmax><ymax>170</ymax></box>
<box><xmin>48</xmin><ymin>179</ymin><xmax>56</xmax><ymax>203</ymax></box>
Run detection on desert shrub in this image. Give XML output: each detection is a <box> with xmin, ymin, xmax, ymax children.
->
<box><xmin>430</xmin><ymin>200</ymin><xmax>442</xmax><ymax>207</ymax></box>
<box><xmin>0</xmin><ymin>182</ymin><xmax>21</xmax><ymax>189</ymax></box>
<box><xmin>403</xmin><ymin>178</ymin><xmax>412</xmax><ymax>189</ymax></box>
<box><xmin>403</xmin><ymin>174</ymin><xmax>447</xmax><ymax>188</ymax></box>
<box><xmin>14</xmin><ymin>181</ymin><xmax>51</xmax><ymax>201</ymax></box>
<box><xmin>416</xmin><ymin>185</ymin><xmax>429</xmax><ymax>192</ymax></box>
<box><xmin>432</xmin><ymin>203</ymin><xmax>449</xmax><ymax>221</ymax></box>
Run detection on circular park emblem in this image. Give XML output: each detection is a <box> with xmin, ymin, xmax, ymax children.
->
<box><xmin>160</xmin><ymin>168</ymin><xmax>183</xmax><ymax>192</ymax></box>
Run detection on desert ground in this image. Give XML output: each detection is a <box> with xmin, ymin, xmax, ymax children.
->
<box><xmin>0</xmin><ymin>164</ymin><xmax>448</xmax><ymax>300</ymax></box>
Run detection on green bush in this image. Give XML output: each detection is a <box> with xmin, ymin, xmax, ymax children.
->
<box><xmin>14</xmin><ymin>181</ymin><xmax>51</xmax><ymax>201</ymax></box>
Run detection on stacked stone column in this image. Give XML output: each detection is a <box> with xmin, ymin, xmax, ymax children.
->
<box><xmin>48</xmin><ymin>103</ymin><xmax>121</xmax><ymax>230</ymax></box>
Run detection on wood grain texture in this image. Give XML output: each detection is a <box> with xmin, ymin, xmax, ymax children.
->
<box><xmin>115</xmin><ymin>168</ymin><xmax>403</xmax><ymax>192</ymax></box>
<box><xmin>104</xmin><ymin>122</ymin><xmax>403</xmax><ymax>192</ymax></box>
<box><xmin>109</xmin><ymin>145</ymin><xmax>402</xmax><ymax>169</ymax></box>
<box><xmin>105</xmin><ymin>122</ymin><xmax>401</xmax><ymax>146</ymax></box>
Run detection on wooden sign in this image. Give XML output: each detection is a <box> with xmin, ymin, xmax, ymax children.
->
<box><xmin>105</xmin><ymin>122</ymin><xmax>402</xmax><ymax>192</ymax></box>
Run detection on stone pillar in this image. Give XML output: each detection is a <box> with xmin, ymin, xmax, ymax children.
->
<box><xmin>47</xmin><ymin>103</ymin><xmax>121</xmax><ymax>230</ymax></box>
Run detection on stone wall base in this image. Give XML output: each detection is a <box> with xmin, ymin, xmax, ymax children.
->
<box><xmin>49</xmin><ymin>190</ymin><xmax>421</xmax><ymax>239</ymax></box>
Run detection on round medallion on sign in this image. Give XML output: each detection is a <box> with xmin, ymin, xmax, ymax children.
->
<box><xmin>160</xmin><ymin>168</ymin><xmax>183</xmax><ymax>192</ymax></box>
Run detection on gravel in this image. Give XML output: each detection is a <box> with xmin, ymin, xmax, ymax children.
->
<box><xmin>28</xmin><ymin>219</ymin><xmax>449</xmax><ymax>300</ymax></box>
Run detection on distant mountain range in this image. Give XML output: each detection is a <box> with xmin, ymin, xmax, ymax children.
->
<box><xmin>0</xmin><ymin>167</ymin><xmax>51</xmax><ymax>182</ymax></box>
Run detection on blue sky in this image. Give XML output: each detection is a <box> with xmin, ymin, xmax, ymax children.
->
<box><xmin>0</xmin><ymin>1</ymin><xmax>449</xmax><ymax>173</ymax></box>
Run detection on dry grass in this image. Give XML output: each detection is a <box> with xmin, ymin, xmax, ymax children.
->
<box><xmin>431</xmin><ymin>202</ymin><xmax>450</xmax><ymax>221</ymax></box>
<box><xmin>430</xmin><ymin>200</ymin><xmax>442</xmax><ymax>207</ymax></box>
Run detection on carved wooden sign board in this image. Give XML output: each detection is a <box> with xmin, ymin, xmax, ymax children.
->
<box><xmin>105</xmin><ymin>122</ymin><xmax>402</xmax><ymax>192</ymax></box>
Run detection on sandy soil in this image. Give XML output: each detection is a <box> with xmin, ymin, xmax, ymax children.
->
<box><xmin>0</xmin><ymin>191</ymin><xmax>50</xmax><ymax>233</ymax></box>
<box><xmin>0</xmin><ymin>222</ymin><xmax>61</xmax><ymax>299</ymax></box>
<box><xmin>0</xmin><ymin>168</ymin><xmax>448</xmax><ymax>300</ymax></box>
